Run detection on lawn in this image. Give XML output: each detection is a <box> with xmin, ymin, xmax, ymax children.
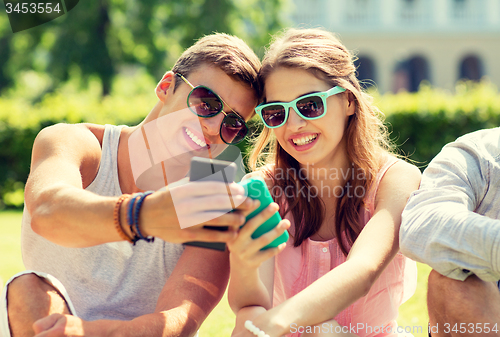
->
<box><xmin>0</xmin><ymin>210</ymin><xmax>430</xmax><ymax>336</ymax></box>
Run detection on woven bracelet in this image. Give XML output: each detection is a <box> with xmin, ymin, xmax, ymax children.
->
<box><xmin>114</xmin><ymin>194</ymin><xmax>133</xmax><ymax>243</ymax></box>
<box><xmin>133</xmin><ymin>191</ymin><xmax>154</xmax><ymax>243</ymax></box>
<box><xmin>127</xmin><ymin>193</ymin><xmax>142</xmax><ymax>245</ymax></box>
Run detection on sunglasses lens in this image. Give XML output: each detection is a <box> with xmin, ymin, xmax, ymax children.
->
<box><xmin>189</xmin><ymin>87</ymin><xmax>223</xmax><ymax>117</ymax></box>
<box><xmin>220</xmin><ymin>114</ymin><xmax>248</xmax><ymax>144</ymax></box>
<box><xmin>296</xmin><ymin>96</ymin><xmax>324</xmax><ymax>118</ymax></box>
<box><xmin>261</xmin><ymin>105</ymin><xmax>286</xmax><ymax>127</ymax></box>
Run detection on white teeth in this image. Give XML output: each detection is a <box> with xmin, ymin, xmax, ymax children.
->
<box><xmin>292</xmin><ymin>134</ymin><xmax>317</xmax><ymax>146</ymax></box>
<box><xmin>185</xmin><ymin>128</ymin><xmax>207</xmax><ymax>147</ymax></box>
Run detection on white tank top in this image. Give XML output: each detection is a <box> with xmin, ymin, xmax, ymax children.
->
<box><xmin>21</xmin><ymin>124</ymin><xmax>185</xmax><ymax>321</ymax></box>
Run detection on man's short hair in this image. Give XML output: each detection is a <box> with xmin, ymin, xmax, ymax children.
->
<box><xmin>171</xmin><ymin>33</ymin><xmax>261</xmax><ymax>96</ymax></box>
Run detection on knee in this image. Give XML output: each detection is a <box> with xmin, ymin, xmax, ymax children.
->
<box><xmin>7</xmin><ymin>273</ymin><xmax>71</xmax><ymax>337</ymax></box>
<box><xmin>7</xmin><ymin>273</ymin><xmax>65</xmax><ymax>315</ymax></box>
<box><xmin>7</xmin><ymin>273</ymin><xmax>50</xmax><ymax>303</ymax></box>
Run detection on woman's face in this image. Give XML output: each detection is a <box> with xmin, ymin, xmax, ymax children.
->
<box><xmin>264</xmin><ymin>67</ymin><xmax>355</xmax><ymax>168</ymax></box>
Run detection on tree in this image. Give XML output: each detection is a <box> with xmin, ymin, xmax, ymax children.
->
<box><xmin>0</xmin><ymin>0</ymin><xmax>291</xmax><ymax>96</ymax></box>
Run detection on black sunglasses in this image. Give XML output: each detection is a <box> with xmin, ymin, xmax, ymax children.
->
<box><xmin>176</xmin><ymin>73</ymin><xmax>249</xmax><ymax>145</ymax></box>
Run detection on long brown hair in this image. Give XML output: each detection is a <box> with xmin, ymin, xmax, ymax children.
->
<box><xmin>249</xmin><ymin>28</ymin><xmax>392</xmax><ymax>255</ymax></box>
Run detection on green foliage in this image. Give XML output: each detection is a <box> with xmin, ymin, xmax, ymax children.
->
<box><xmin>0</xmin><ymin>0</ymin><xmax>290</xmax><ymax>94</ymax></box>
<box><xmin>0</xmin><ymin>72</ymin><xmax>156</xmax><ymax>209</ymax></box>
<box><xmin>1</xmin><ymin>81</ymin><xmax>499</xmax><ymax>208</ymax></box>
<box><xmin>374</xmin><ymin>81</ymin><xmax>500</xmax><ymax>168</ymax></box>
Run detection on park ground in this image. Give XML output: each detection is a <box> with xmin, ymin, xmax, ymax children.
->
<box><xmin>0</xmin><ymin>210</ymin><xmax>431</xmax><ymax>336</ymax></box>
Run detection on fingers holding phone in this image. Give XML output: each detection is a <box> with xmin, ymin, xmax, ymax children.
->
<box><xmin>183</xmin><ymin>157</ymin><xmax>252</xmax><ymax>250</ymax></box>
<box><xmin>142</xmin><ymin>181</ymin><xmax>246</xmax><ymax>243</ymax></box>
<box><xmin>228</xmin><ymin>202</ymin><xmax>290</xmax><ymax>269</ymax></box>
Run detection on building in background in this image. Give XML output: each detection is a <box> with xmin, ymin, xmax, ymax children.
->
<box><xmin>290</xmin><ymin>0</ymin><xmax>500</xmax><ymax>93</ymax></box>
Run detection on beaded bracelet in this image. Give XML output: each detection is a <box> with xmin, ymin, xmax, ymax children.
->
<box><xmin>244</xmin><ymin>320</ymin><xmax>271</xmax><ymax>337</ymax></box>
<box><xmin>113</xmin><ymin>194</ymin><xmax>133</xmax><ymax>243</ymax></box>
<box><xmin>133</xmin><ymin>191</ymin><xmax>154</xmax><ymax>243</ymax></box>
<box><xmin>127</xmin><ymin>193</ymin><xmax>142</xmax><ymax>245</ymax></box>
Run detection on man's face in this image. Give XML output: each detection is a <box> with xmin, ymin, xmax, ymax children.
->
<box><xmin>156</xmin><ymin>64</ymin><xmax>258</xmax><ymax>160</ymax></box>
<box><xmin>130</xmin><ymin>64</ymin><xmax>258</xmax><ymax>190</ymax></box>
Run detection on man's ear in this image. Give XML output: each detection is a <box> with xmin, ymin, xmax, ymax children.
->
<box><xmin>155</xmin><ymin>71</ymin><xmax>175</xmax><ymax>102</ymax></box>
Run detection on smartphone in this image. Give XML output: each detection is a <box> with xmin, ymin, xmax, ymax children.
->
<box><xmin>239</xmin><ymin>177</ymin><xmax>289</xmax><ymax>250</ymax></box>
<box><xmin>183</xmin><ymin>157</ymin><xmax>237</xmax><ymax>251</ymax></box>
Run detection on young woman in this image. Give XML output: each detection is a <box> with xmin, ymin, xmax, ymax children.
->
<box><xmin>227</xmin><ymin>28</ymin><xmax>421</xmax><ymax>337</ymax></box>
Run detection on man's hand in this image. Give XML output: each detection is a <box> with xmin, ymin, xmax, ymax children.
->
<box><xmin>33</xmin><ymin>314</ymin><xmax>86</xmax><ymax>337</ymax></box>
<box><xmin>141</xmin><ymin>181</ymin><xmax>258</xmax><ymax>244</ymax></box>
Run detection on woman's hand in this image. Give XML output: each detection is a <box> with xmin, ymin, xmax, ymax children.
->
<box><xmin>227</xmin><ymin>200</ymin><xmax>289</xmax><ymax>315</ymax></box>
<box><xmin>232</xmin><ymin>306</ymin><xmax>287</xmax><ymax>337</ymax></box>
<box><xmin>227</xmin><ymin>202</ymin><xmax>290</xmax><ymax>270</ymax></box>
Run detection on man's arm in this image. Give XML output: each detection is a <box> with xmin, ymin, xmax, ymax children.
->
<box><xmin>26</xmin><ymin>123</ymin><xmax>249</xmax><ymax>247</ymax></box>
<box><xmin>114</xmin><ymin>246</ymin><xmax>231</xmax><ymax>336</ymax></box>
<box><xmin>400</xmin><ymin>135</ymin><xmax>500</xmax><ymax>282</ymax></box>
<box><xmin>25</xmin><ymin>123</ymin><xmax>122</xmax><ymax>246</ymax></box>
<box><xmin>33</xmin><ymin>246</ymin><xmax>230</xmax><ymax>336</ymax></box>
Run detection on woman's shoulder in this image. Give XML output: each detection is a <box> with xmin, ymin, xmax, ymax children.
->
<box><xmin>379</xmin><ymin>153</ymin><xmax>421</xmax><ymax>181</ymax></box>
<box><xmin>375</xmin><ymin>151</ymin><xmax>418</xmax><ymax>174</ymax></box>
<box><xmin>375</xmin><ymin>155</ymin><xmax>421</xmax><ymax>203</ymax></box>
<box><xmin>365</xmin><ymin>152</ymin><xmax>420</xmax><ymax>206</ymax></box>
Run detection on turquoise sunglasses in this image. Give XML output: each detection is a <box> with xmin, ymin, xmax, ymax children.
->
<box><xmin>255</xmin><ymin>86</ymin><xmax>346</xmax><ymax>128</ymax></box>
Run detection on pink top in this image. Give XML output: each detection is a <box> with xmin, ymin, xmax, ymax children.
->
<box><xmin>273</xmin><ymin>157</ymin><xmax>417</xmax><ymax>337</ymax></box>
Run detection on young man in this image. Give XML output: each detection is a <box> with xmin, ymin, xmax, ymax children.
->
<box><xmin>400</xmin><ymin>127</ymin><xmax>500</xmax><ymax>337</ymax></box>
<box><xmin>1</xmin><ymin>33</ymin><xmax>262</xmax><ymax>336</ymax></box>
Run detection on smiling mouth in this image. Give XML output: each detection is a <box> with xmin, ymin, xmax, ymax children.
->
<box><xmin>184</xmin><ymin>127</ymin><xmax>208</xmax><ymax>148</ymax></box>
<box><xmin>291</xmin><ymin>134</ymin><xmax>318</xmax><ymax>146</ymax></box>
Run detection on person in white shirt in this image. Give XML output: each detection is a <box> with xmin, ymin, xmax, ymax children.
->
<box><xmin>400</xmin><ymin>127</ymin><xmax>500</xmax><ymax>336</ymax></box>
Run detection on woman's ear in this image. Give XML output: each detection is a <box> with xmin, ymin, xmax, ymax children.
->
<box><xmin>346</xmin><ymin>91</ymin><xmax>356</xmax><ymax>116</ymax></box>
<box><xmin>155</xmin><ymin>71</ymin><xmax>175</xmax><ymax>102</ymax></box>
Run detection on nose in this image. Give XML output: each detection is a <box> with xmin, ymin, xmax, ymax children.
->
<box><xmin>286</xmin><ymin>107</ymin><xmax>306</xmax><ymax>131</ymax></box>
<box><xmin>199</xmin><ymin>113</ymin><xmax>224</xmax><ymax>142</ymax></box>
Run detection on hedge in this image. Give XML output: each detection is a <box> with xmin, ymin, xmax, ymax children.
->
<box><xmin>0</xmin><ymin>82</ymin><xmax>155</xmax><ymax>209</ymax></box>
<box><xmin>376</xmin><ymin>82</ymin><xmax>500</xmax><ymax>168</ymax></box>
<box><xmin>1</xmin><ymin>81</ymin><xmax>499</xmax><ymax>208</ymax></box>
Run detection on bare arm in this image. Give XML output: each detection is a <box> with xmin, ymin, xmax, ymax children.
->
<box><xmin>114</xmin><ymin>246</ymin><xmax>231</xmax><ymax>336</ymax></box>
<box><xmin>227</xmin><ymin>206</ymin><xmax>287</xmax><ymax>313</ymax></box>
<box><xmin>26</xmin><ymin>124</ymin><xmax>250</xmax><ymax>248</ymax></box>
<box><xmin>248</xmin><ymin>160</ymin><xmax>421</xmax><ymax>336</ymax></box>
<box><xmin>227</xmin><ymin>169</ymin><xmax>282</xmax><ymax>312</ymax></box>
<box><xmin>25</xmin><ymin>123</ymin><xmax>122</xmax><ymax>246</ymax></box>
<box><xmin>33</xmin><ymin>246</ymin><xmax>230</xmax><ymax>336</ymax></box>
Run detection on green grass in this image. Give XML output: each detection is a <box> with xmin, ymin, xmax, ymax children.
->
<box><xmin>0</xmin><ymin>211</ymin><xmax>430</xmax><ymax>336</ymax></box>
<box><xmin>199</xmin><ymin>262</ymin><xmax>432</xmax><ymax>337</ymax></box>
<box><xmin>0</xmin><ymin>210</ymin><xmax>25</xmax><ymax>286</ymax></box>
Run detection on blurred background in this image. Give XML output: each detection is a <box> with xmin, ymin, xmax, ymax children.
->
<box><xmin>294</xmin><ymin>0</ymin><xmax>500</xmax><ymax>93</ymax></box>
<box><xmin>1</xmin><ymin>0</ymin><xmax>499</xmax><ymax>335</ymax></box>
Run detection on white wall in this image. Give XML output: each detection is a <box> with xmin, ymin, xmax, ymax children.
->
<box><xmin>290</xmin><ymin>0</ymin><xmax>500</xmax><ymax>92</ymax></box>
<box><xmin>343</xmin><ymin>34</ymin><xmax>500</xmax><ymax>92</ymax></box>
